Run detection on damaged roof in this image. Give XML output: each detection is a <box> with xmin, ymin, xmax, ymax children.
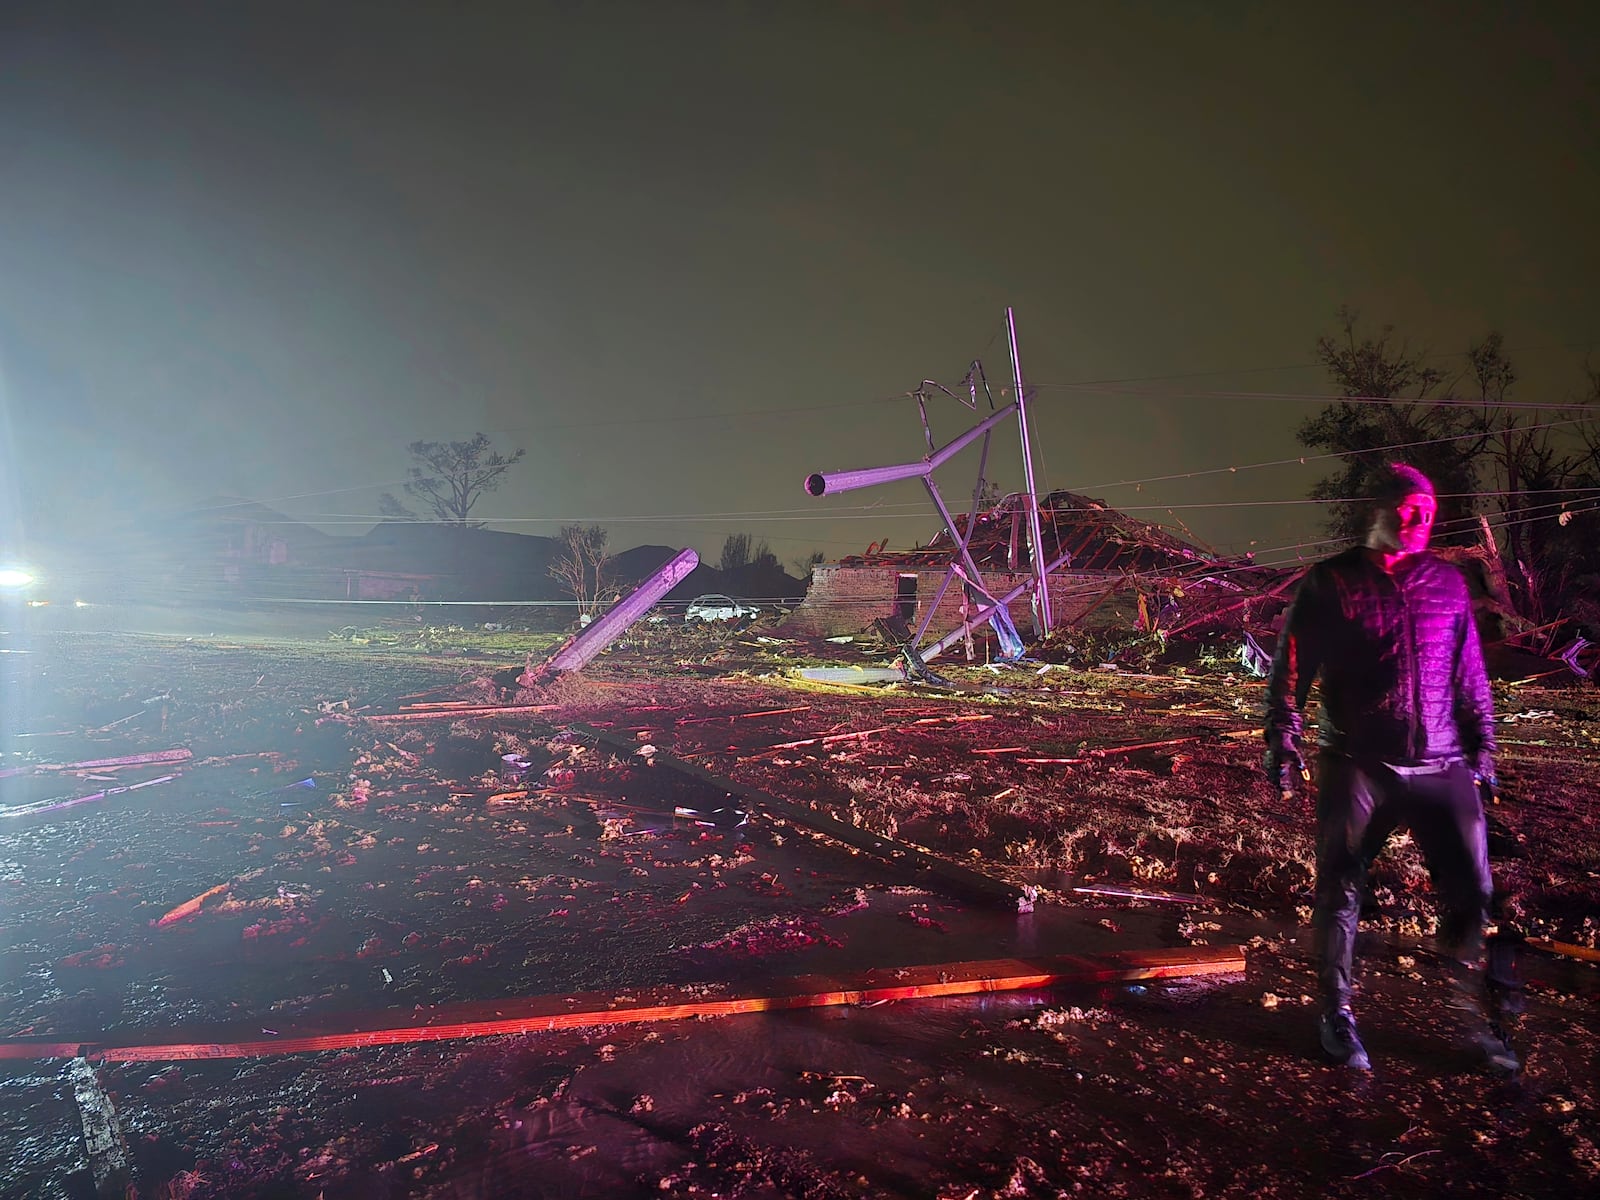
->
<box><xmin>833</xmin><ymin>490</ymin><xmax>1251</xmax><ymax>575</ymax></box>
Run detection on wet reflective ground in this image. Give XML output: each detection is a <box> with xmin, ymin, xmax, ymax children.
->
<box><xmin>2</xmin><ymin>624</ymin><xmax>1596</xmax><ymax>1198</ymax></box>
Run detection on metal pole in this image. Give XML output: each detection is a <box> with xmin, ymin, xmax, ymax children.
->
<box><xmin>922</xmin><ymin>550</ymin><xmax>1074</xmax><ymax>663</ymax></box>
<box><xmin>804</xmin><ymin>403</ymin><xmax>1017</xmax><ymax>496</ymax></box>
<box><xmin>1008</xmin><ymin>307</ymin><xmax>1052</xmax><ymax>633</ymax></box>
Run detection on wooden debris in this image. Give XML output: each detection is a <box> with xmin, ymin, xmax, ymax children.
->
<box><xmin>0</xmin><ymin>946</ymin><xmax>1246</xmax><ymax>1062</ymax></box>
<box><xmin>1</xmin><ymin>774</ymin><xmax>181</xmax><ymax>820</ymax></box>
<box><xmin>1072</xmin><ymin>884</ymin><xmax>1207</xmax><ymax>905</ymax></box>
<box><xmin>0</xmin><ymin>747</ymin><xmax>193</xmax><ymax>780</ymax></box>
<box><xmin>68</xmin><ymin>1056</ymin><xmax>130</xmax><ymax>1196</ymax></box>
<box><xmin>575</xmin><ymin>722</ymin><xmax>1034</xmax><ymax>911</ymax></box>
<box><xmin>1527</xmin><ymin>937</ymin><xmax>1600</xmax><ymax>965</ymax></box>
<box><xmin>358</xmin><ymin>703</ymin><xmax>562</xmax><ymax>722</ymax></box>
<box><xmin>155</xmin><ymin>883</ymin><xmax>230</xmax><ymax>928</ymax></box>
<box><xmin>743</xmin><ymin>712</ymin><xmax>994</xmax><ymax>759</ymax></box>
<box><xmin>675</xmin><ymin>705</ymin><xmax>813</xmax><ymax>726</ymax></box>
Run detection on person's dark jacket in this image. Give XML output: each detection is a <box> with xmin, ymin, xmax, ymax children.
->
<box><xmin>1264</xmin><ymin>547</ymin><xmax>1496</xmax><ymax>770</ymax></box>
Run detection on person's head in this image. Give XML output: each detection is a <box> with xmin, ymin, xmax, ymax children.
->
<box><xmin>1366</xmin><ymin>463</ymin><xmax>1437</xmax><ymax>559</ymax></box>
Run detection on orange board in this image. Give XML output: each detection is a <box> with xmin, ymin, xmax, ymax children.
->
<box><xmin>0</xmin><ymin>946</ymin><xmax>1245</xmax><ymax>1063</ymax></box>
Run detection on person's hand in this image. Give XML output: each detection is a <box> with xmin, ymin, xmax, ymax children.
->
<box><xmin>1264</xmin><ymin>743</ymin><xmax>1306</xmax><ymax>797</ymax></box>
<box><xmin>1472</xmin><ymin>755</ymin><xmax>1499</xmax><ymax>803</ymax></box>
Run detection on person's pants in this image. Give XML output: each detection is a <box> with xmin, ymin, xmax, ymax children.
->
<box><xmin>1311</xmin><ymin>755</ymin><xmax>1493</xmax><ymax>1013</ymax></box>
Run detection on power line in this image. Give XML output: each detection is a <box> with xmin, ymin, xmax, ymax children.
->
<box><xmin>1065</xmin><ymin>414</ymin><xmax>1598</xmax><ymax>494</ymax></box>
<box><xmin>1032</xmin><ymin>337</ymin><xmax>1598</xmax><ymax>391</ymax></box>
<box><xmin>1110</xmin><ymin>486</ymin><xmax>1600</xmax><ymax>514</ymax></box>
<box><xmin>214</xmin><ymin>400</ymin><xmax>1600</xmax><ymax>531</ymax></box>
<box><xmin>1035</xmin><ymin>383</ymin><xmax>1600</xmax><ymax>411</ymax></box>
<box><xmin>1241</xmin><ymin>497</ymin><xmax>1600</xmax><ymax>573</ymax></box>
<box><xmin>260</xmin><ymin>482</ymin><xmax>1600</xmax><ymax>530</ymax></box>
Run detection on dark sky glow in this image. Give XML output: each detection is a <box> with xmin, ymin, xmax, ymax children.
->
<box><xmin>2</xmin><ymin>1</ymin><xmax>1596</xmax><ymax>574</ymax></box>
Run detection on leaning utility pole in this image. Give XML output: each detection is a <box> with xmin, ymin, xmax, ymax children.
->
<box><xmin>1008</xmin><ymin>307</ymin><xmax>1052</xmax><ymax>633</ymax></box>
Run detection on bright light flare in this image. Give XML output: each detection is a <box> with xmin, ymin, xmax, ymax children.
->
<box><xmin>0</xmin><ymin>568</ymin><xmax>36</xmax><ymax>588</ymax></box>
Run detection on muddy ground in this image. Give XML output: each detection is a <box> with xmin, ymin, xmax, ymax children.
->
<box><xmin>1</xmin><ymin>614</ymin><xmax>1597</xmax><ymax>1198</ymax></box>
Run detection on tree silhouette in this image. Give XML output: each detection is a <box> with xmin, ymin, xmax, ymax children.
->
<box><xmin>1297</xmin><ymin>308</ymin><xmax>1484</xmax><ymax>542</ymax></box>
<box><xmin>719</xmin><ymin>533</ymin><xmax>753</xmax><ymax>573</ymax></box>
<box><xmin>382</xmin><ymin>434</ymin><xmax>526</xmax><ymax>526</ymax></box>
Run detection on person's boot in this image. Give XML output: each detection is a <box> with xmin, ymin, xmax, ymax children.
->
<box><xmin>1319</xmin><ymin>1005</ymin><xmax>1371</xmax><ymax>1070</ymax></box>
<box><xmin>1480</xmin><ymin>930</ymin><xmax>1526</xmax><ymax>1075</ymax></box>
<box><xmin>1444</xmin><ymin>932</ymin><xmax>1525</xmax><ymax>1075</ymax></box>
<box><xmin>1470</xmin><ymin>1020</ymin><xmax>1521</xmax><ymax>1075</ymax></box>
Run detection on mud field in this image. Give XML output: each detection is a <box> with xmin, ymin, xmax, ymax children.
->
<box><xmin>2</xmin><ymin>617</ymin><xmax>1597</xmax><ymax>1198</ymax></box>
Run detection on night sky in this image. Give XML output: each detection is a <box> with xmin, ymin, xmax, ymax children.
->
<box><xmin>2</xmin><ymin>1</ymin><xmax>1596</xmax><ymax>579</ymax></box>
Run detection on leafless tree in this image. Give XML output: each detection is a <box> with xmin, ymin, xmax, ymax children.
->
<box><xmin>548</xmin><ymin>524</ymin><xmax>615</xmax><ymax>620</ymax></box>
<box><xmin>791</xmin><ymin>550</ymin><xmax>826</xmax><ymax>577</ymax></box>
<box><xmin>719</xmin><ymin>533</ymin><xmax>753</xmax><ymax>572</ymax></box>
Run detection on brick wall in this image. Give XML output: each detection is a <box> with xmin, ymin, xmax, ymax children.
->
<box><xmin>783</xmin><ymin>564</ymin><xmax>1130</xmax><ymax>639</ymax></box>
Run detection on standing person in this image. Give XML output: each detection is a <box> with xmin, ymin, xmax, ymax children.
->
<box><xmin>1264</xmin><ymin>463</ymin><xmax>1520</xmax><ymax>1073</ymax></box>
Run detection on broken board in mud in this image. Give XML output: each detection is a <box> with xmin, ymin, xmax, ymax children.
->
<box><xmin>0</xmin><ymin>946</ymin><xmax>1245</xmax><ymax>1062</ymax></box>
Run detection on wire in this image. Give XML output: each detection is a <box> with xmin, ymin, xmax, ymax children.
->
<box><xmin>204</xmin><ymin>398</ymin><xmax>1599</xmax><ymax>533</ymax></box>
<box><xmin>1065</xmin><ymin>414</ymin><xmax>1598</xmax><ymax>494</ymax></box>
<box><xmin>1027</xmin><ymin>337</ymin><xmax>1599</xmax><ymax>391</ymax></box>
<box><xmin>1108</xmin><ymin>486</ymin><xmax>1600</xmax><ymax>514</ymax></box>
<box><xmin>1235</xmin><ymin>497</ymin><xmax>1600</xmax><ymax>573</ymax></box>
<box><xmin>1034</xmin><ymin>382</ymin><xmax>1600</xmax><ymax>412</ymax></box>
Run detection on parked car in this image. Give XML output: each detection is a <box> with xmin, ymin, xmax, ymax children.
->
<box><xmin>684</xmin><ymin>594</ymin><xmax>760</xmax><ymax>623</ymax></box>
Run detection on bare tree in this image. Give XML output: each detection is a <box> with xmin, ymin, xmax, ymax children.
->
<box><xmin>385</xmin><ymin>433</ymin><xmax>526</xmax><ymax>526</ymax></box>
<box><xmin>1480</xmin><ymin>353</ymin><xmax>1600</xmax><ymax>622</ymax></box>
<box><xmin>548</xmin><ymin>524</ymin><xmax>615</xmax><ymax>620</ymax></box>
<box><xmin>719</xmin><ymin>533</ymin><xmax>753</xmax><ymax>573</ymax></box>
<box><xmin>791</xmin><ymin>549</ymin><xmax>826</xmax><ymax>577</ymax></box>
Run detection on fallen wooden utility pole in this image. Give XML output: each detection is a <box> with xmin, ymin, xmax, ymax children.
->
<box><xmin>0</xmin><ymin>946</ymin><xmax>1245</xmax><ymax>1063</ymax></box>
<box><xmin>571</xmin><ymin>722</ymin><xmax>1035</xmax><ymax>912</ymax></box>
<box><xmin>525</xmin><ymin>547</ymin><xmax>700</xmax><ymax>684</ymax></box>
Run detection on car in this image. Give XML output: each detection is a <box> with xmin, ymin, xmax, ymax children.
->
<box><xmin>684</xmin><ymin>594</ymin><xmax>760</xmax><ymax>623</ymax></box>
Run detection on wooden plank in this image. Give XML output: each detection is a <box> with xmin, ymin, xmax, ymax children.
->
<box><xmin>358</xmin><ymin>703</ymin><xmax>562</xmax><ymax>722</ymax></box>
<box><xmin>154</xmin><ymin>882</ymin><xmax>231</xmax><ymax>927</ymax></box>
<box><xmin>572</xmin><ymin>722</ymin><xmax>1036</xmax><ymax>912</ymax></box>
<box><xmin>0</xmin><ymin>947</ymin><xmax>1244</xmax><ymax>1064</ymax></box>
<box><xmin>0</xmin><ymin>747</ymin><xmax>193</xmax><ymax>780</ymax></box>
<box><xmin>1528</xmin><ymin>937</ymin><xmax>1600</xmax><ymax>965</ymax></box>
<box><xmin>69</xmin><ymin>1056</ymin><xmax>130</xmax><ymax>1198</ymax></box>
<box><xmin>0</xmin><ymin>773</ymin><xmax>182</xmax><ymax>820</ymax></box>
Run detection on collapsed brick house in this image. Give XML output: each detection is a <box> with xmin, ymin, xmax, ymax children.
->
<box><xmin>785</xmin><ymin>490</ymin><xmax>1297</xmax><ymax>644</ymax></box>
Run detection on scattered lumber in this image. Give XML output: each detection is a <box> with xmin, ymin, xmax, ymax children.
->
<box><xmin>0</xmin><ymin>946</ymin><xmax>1246</xmax><ymax>1063</ymax></box>
<box><xmin>571</xmin><ymin>721</ymin><xmax>1035</xmax><ymax>912</ymax></box>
